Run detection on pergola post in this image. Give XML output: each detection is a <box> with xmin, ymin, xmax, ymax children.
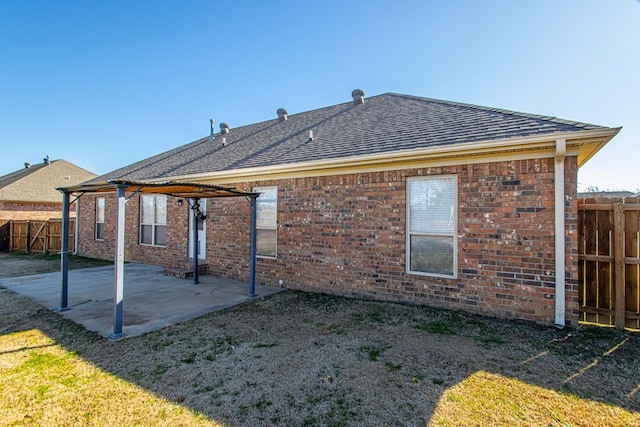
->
<box><xmin>249</xmin><ymin>196</ymin><xmax>257</xmax><ymax>297</ymax></box>
<box><xmin>59</xmin><ymin>191</ymin><xmax>71</xmax><ymax>311</ymax></box>
<box><xmin>110</xmin><ymin>184</ymin><xmax>127</xmax><ymax>339</ymax></box>
<box><xmin>192</xmin><ymin>197</ymin><xmax>200</xmax><ymax>285</ymax></box>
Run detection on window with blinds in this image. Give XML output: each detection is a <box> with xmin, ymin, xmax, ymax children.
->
<box><xmin>407</xmin><ymin>176</ymin><xmax>457</xmax><ymax>277</ymax></box>
<box><xmin>95</xmin><ymin>197</ymin><xmax>105</xmax><ymax>240</ymax></box>
<box><xmin>140</xmin><ymin>195</ymin><xmax>167</xmax><ymax>247</ymax></box>
<box><xmin>254</xmin><ymin>186</ymin><xmax>277</xmax><ymax>258</ymax></box>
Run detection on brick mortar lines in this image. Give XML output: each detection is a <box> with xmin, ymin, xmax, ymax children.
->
<box><xmin>76</xmin><ymin>157</ymin><xmax>579</xmax><ymax>326</ymax></box>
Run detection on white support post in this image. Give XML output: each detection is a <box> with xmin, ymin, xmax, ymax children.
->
<box><xmin>111</xmin><ymin>185</ymin><xmax>127</xmax><ymax>339</ymax></box>
<box><xmin>554</xmin><ymin>139</ymin><xmax>566</xmax><ymax>327</ymax></box>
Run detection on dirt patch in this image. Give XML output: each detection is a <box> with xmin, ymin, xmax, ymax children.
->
<box><xmin>0</xmin><ymin>251</ymin><xmax>112</xmax><ymax>277</ymax></box>
<box><xmin>1</xmin><ymin>254</ymin><xmax>639</xmax><ymax>425</ymax></box>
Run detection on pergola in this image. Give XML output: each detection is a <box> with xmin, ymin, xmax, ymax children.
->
<box><xmin>57</xmin><ymin>179</ymin><xmax>259</xmax><ymax>338</ymax></box>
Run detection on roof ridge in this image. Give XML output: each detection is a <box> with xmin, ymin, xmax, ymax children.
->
<box><xmin>204</xmin><ymin>93</ymin><xmax>395</xmax><ymax>139</ymax></box>
<box><xmin>207</xmin><ymin>98</ymin><xmax>362</xmax><ymax>138</ymax></box>
<box><xmin>384</xmin><ymin>92</ymin><xmax>605</xmax><ymax>130</ymax></box>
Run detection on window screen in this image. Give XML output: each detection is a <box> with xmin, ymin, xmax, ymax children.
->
<box><xmin>407</xmin><ymin>176</ymin><xmax>456</xmax><ymax>277</ymax></box>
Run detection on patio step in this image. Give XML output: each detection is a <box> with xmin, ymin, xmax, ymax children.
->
<box><xmin>163</xmin><ymin>263</ymin><xmax>208</xmax><ymax>279</ymax></box>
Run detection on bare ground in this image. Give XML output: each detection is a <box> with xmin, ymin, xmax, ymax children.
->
<box><xmin>1</xmin><ymin>252</ymin><xmax>639</xmax><ymax>426</ymax></box>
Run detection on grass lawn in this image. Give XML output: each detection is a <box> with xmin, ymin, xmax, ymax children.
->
<box><xmin>0</xmin><ymin>265</ymin><xmax>639</xmax><ymax>425</ymax></box>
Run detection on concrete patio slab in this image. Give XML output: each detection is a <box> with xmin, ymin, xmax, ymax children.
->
<box><xmin>0</xmin><ymin>263</ymin><xmax>284</xmax><ymax>338</ymax></box>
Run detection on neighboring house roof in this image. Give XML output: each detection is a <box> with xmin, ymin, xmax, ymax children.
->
<box><xmin>0</xmin><ymin>159</ymin><xmax>97</xmax><ymax>203</ymax></box>
<box><xmin>578</xmin><ymin>191</ymin><xmax>636</xmax><ymax>198</ymax></box>
<box><xmin>89</xmin><ymin>92</ymin><xmax>620</xmax><ymax>184</ymax></box>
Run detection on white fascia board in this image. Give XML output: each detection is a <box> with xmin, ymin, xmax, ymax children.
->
<box><xmin>145</xmin><ymin>127</ymin><xmax>619</xmax><ymax>185</ymax></box>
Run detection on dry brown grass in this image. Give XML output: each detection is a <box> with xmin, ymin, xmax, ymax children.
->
<box><xmin>0</xmin><ymin>251</ymin><xmax>112</xmax><ymax>277</ymax></box>
<box><xmin>1</xmin><ymin>255</ymin><xmax>639</xmax><ymax>425</ymax></box>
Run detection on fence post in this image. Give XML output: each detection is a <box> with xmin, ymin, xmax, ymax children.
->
<box><xmin>614</xmin><ymin>203</ymin><xmax>625</xmax><ymax>330</ymax></box>
<box><xmin>44</xmin><ymin>220</ymin><xmax>49</xmax><ymax>254</ymax></box>
<box><xmin>25</xmin><ymin>220</ymin><xmax>31</xmax><ymax>253</ymax></box>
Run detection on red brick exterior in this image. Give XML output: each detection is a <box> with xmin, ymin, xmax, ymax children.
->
<box><xmin>0</xmin><ymin>201</ymin><xmax>77</xmax><ymax>221</ymax></box>
<box><xmin>77</xmin><ymin>157</ymin><xmax>579</xmax><ymax>326</ymax></box>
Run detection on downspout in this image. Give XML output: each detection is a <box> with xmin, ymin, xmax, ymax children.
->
<box><xmin>554</xmin><ymin>139</ymin><xmax>566</xmax><ymax>327</ymax></box>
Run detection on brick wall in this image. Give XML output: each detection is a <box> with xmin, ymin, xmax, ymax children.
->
<box><xmin>77</xmin><ymin>194</ymin><xmax>190</xmax><ymax>267</ymax></box>
<box><xmin>0</xmin><ymin>201</ymin><xmax>76</xmax><ymax>220</ymax></box>
<box><xmin>76</xmin><ymin>156</ymin><xmax>579</xmax><ymax>326</ymax></box>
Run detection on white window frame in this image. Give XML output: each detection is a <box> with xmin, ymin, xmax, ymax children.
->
<box><xmin>95</xmin><ymin>197</ymin><xmax>105</xmax><ymax>240</ymax></box>
<box><xmin>139</xmin><ymin>194</ymin><xmax>167</xmax><ymax>247</ymax></box>
<box><xmin>406</xmin><ymin>175</ymin><xmax>457</xmax><ymax>278</ymax></box>
<box><xmin>254</xmin><ymin>186</ymin><xmax>277</xmax><ymax>258</ymax></box>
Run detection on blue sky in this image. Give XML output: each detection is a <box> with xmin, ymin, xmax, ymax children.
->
<box><xmin>1</xmin><ymin>1</ymin><xmax>638</xmax><ymax>191</ymax></box>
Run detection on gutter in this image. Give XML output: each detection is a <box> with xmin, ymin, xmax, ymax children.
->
<box><xmin>144</xmin><ymin>127</ymin><xmax>619</xmax><ymax>185</ymax></box>
<box><xmin>554</xmin><ymin>139</ymin><xmax>566</xmax><ymax>327</ymax></box>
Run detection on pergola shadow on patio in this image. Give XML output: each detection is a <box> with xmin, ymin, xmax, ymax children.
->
<box><xmin>1</xmin><ymin>264</ymin><xmax>284</xmax><ymax>338</ymax></box>
<box><xmin>57</xmin><ymin>180</ymin><xmax>264</xmax><ymax>339</ymax></box>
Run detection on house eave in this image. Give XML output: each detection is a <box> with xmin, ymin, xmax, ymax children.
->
<box><xmin>142</xmin><ymin>127</ymin><xmax>620</xmax><ymax>184</ymax></box>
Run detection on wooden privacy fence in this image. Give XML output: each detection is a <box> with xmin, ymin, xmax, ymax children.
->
<box><xmin>9</xmin><ymin>219</ymin><xmax>75</xmax><ymax>254</ymax></box>
<box><xmin>578</xmin><ymin>197</ymin><xmax>640</xmax><ymax>330</ymax></box>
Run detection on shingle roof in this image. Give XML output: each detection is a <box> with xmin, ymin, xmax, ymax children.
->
<box><xmin>91</xmin><ymin>92</ymin><xmax>609</xmax><ymax>183</ymax></box>
<box><xmin>0</xmin><ymin>159</ymin><xmax>97</xmax><ymax>203</ymax></box>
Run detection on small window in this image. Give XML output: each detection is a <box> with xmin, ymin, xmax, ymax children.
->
<box><xmin>407</xmin><ymin>176</ymin><xmax>457</xmax><ymax>277</ymax></box>
<box><xmin>254</xmin><ymin>186</ymin><xmax>277</xmax><ymax>258</ymax></box>
<box><xmin>140</xmin><ymin>195</ymin><xmax>167</xmax><ymax>246</ymax></box>
<box><xmin>95</xmin><ymin>198</ymin><xmax>105</xmax><ymax>240</ymax></box>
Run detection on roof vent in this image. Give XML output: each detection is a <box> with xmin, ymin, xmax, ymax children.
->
<box><xmin>277</xmin><ymin>108</ymin><xmax>288</xmax><ymax>121</ymax></box>
<box><xmin>352</xmin><ymin>89</ymin><xmax>365</xmax><ymax>105</ymax></box>
<box><xmin>222</xmin><ymin>137</ymin><xmax>227</xmax><ymax>146</ymax></box>
<box><xmin>24</xmin><ymin>162</ymin><xmax>31</xmax><ymax>169</ymax></box>
<box><xmin>209</xmin><ymin>118</ymin><xmax>215</xmax><ymax>141</ymax></box>
<box><xmin>220</xmin><ymin>122</ymin><xmax>230</xmax><ymax>134</ymax></box>
<box><xmin>44</xmin><ymin>155</ymin><xmax>50</xmax><ymax>165</ymax></box>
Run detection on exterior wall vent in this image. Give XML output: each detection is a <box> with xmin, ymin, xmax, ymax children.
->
<box><xmin>277</xmin><ymin>108</ymin><xmax>288</xmax><ymax>121</ymax></box>
<box><xmin>220</xmin><ymin>122</ymin><xmax>230</xmax><ymax>134</ymax></box>
<box><xmin>352</xmin><ymin>89</ymin><xmax>365</xmax><ymax>105</ymax></box>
